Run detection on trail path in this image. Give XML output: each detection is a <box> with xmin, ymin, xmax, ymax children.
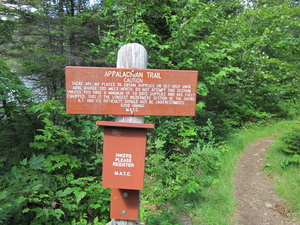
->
<box><xmin>233</xmin><ymin>137</ymin><xmax>299</xmax><ymax>225</ymax></box>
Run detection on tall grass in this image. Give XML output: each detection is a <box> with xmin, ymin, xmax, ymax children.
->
<box><xmin>265</xmin><ymin>125</ymin><xmax>300</xmax><ymax>219</ymax></box>
<box><xmin>191</xmin><ymin>118</ymin><xmax>300</xmax><ymax>224</ymax></box>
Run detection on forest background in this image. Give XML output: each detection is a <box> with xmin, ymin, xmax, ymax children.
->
<box><xmin>0</xmin><ymin>0</ymin><xmax>299</xmax><ymax>224</ymax></box>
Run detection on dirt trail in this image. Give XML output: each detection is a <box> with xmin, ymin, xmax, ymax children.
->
<box><xmin>233</xmin><ymin>137</ymin><xmax>299</xmax><ymax>225</ymax></box>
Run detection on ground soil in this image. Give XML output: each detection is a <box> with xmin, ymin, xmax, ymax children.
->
<box><xmin>233</xmin><ymin>137</ymin><xmax>299</xmax><ymax>225</ymax></box>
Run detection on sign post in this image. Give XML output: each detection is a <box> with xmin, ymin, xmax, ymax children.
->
<box><xmin>65</xmin><ymin>43</ymin><xmax>198</xmax><ymax>225</ymax></box>
<box><xmin>110</xmin><ymin>43</ymin><xmax>147</xmax><ymax>225</ymax></box>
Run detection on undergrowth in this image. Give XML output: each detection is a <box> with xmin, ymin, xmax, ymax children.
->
<box><xmin>265</xmin><ymin>123</ymin><xmax>300</xmax><ymax>220</ymax></box>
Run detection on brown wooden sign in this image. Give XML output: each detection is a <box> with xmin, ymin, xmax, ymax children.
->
<box><xmin>66</xmin><ymin>66</ymin><xmax>198</xmax><ymax>116</ymax></box>
<box><xmin>98</xmin><ymin>121</ymin><xmax>154</xmax><ymax>190</ymax></box>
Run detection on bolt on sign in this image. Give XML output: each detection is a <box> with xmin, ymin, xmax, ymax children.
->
<box><xmin>65</xmin><ymin>67</ymin><xmax>198</xmax><ymax>116</ymax></box>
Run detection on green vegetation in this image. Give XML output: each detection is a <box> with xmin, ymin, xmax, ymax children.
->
<box><xmin>0</xmin><ymin>0</ymin><xmax>299</xmax><ymax>224</ymax></box>
<box><xmin>278</xmin><ymin>129</ymin><xmax>300</xmax><ymax>155</ymax></box>
<box><xmin>265</xmin><ymin>123</ymin><xmax>300</xmax><ymax>217</ymax></box>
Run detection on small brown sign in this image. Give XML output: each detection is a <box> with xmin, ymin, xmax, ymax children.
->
<box><xmin>66</xmin><ymin>66</ymin><xmax>198</xmax><ymax>116</ymax></box>
<box><xmin>100</xmin><ymin>123</ymin><xmax>152</xmax><ymax>190</ymax></box>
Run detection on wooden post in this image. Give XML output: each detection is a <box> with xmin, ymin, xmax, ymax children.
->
<box><xmin>110</xmin><ymin>43</ymin><xmax>147</xmax><ymax>225</ymax></box>
<box><xmin>115</xmin><ymin>43</ymin><xmax>147</xmax><ymax>124</ymax></box>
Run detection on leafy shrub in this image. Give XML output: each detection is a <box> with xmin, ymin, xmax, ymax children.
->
<box><xmin>280</xmin><ymin>129</ymin><xmax>300</xmax><ymax>155</ymax></box>
<box><xmin>142</xmin><ymin>116</ymin><xmax>223</xmax><ymax>222</ymax></box>
<box><xmin>279</xmin><ymin>129</ymin><xmax>300</xmax><ymax>167</ymax></box>
<box><xmin>0</xmin><ymin>100</ymin><xmax>111</xmax><ymax>224</ymax></box>
<box><xmin>146</xmin><ymin>211</ymin><xmax>182</xmax><ymax>225</ymax></box>
<box><xmin>143</xmin><ymin>141</ymin><xmax>222</xmax><ymax>213</ymax></box>
<box><xmin>0</xmin><ymin>153</ymin><xmax>110</xmax><ymax>225</ymax></box>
